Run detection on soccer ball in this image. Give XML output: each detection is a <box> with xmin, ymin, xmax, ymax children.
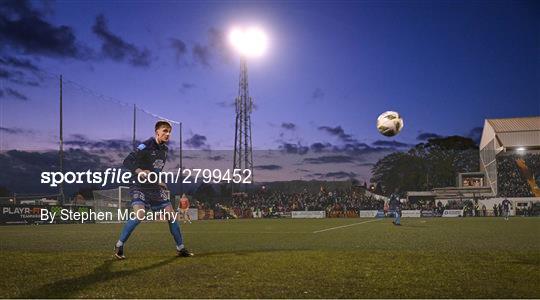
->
<box><xmin>377</xmin><ymin>111</ymin><xmax>404</xmax><ymax>137</ymax></box>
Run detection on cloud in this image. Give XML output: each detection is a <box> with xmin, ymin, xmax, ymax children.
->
<box><xmin>279</xmin><ymin>142</ymin><xmax>309</xmax><ymax>155</ymax></box>
<box><xmin>207</xmin><ymin>27</ymin><xmax>231</xmax><ymax>62</ymax></box>
<box><xmin>0</xmin><ymin>149</ymin><xmax>111</xmax><ymax>194</ymax></box>
<box><xmin>303</xmin><ymin>155</ymin><xmax>355</xmax><ymax>164</ymax></box>
<box><xmin>184</xmin><ymin>134</ymin><xmax>208</xmax><ymax>149</ymax></box>
<box><xmin>310</xmin><ymin>142</ymin><xmax>332</xmax><ymax>153</ymax></box>
<box><xmin>0</xmin><ymin>67</ymin><xmax>39</xmax><ymax>86</ymax></box>
<box><xmin>281</xmin><ymin>122</ymin><xmax>296</xmax><ymax>130</ymax></box>
<box><xmin>0</xmin><ymin>87</ymin><xmax>28</xmax><ymax>100</ymax></box>
<box><xmin>192</xmin><ymin>44</ymin><xmax>211</xmax><ymax>67</ymax></box>
<box><xmin>64</xmin><ymin>134</ymin><xmax>133</xmax><ymax>151</ymax></box>
<box><xmin>416</xmin><ymin>132</ymin><xmax>443</xmax><ymax>141</ymax></box>
<box><xmin>372</xmin><ymin>140</ymin><xmax>410</xmax><ymax>148</ymax></box>
<box><xmin>254</xmin><ymin>164</ymin><xmax>282</xmax><ymax>171</ymax></box>
<box><xmin>190</xmin><ymin>27</ymin><xmax>231</xmax><ymax>67</ymax></box>
<box><xmin>0</xmin><ymin>55</ymin><xmax>40</xmax><ymax>71</ymax></box>
<box><xmin>170</xmin><ymin>38</ymin><xmax>187</xmax><ymax>64</ymax></box>
<box><xmin>323</xmin><ymin>171</ymin><xmax>357</xmax><ymax>179</ymax></box>
<box><xmin>0</xmin><ymin>0</ymin><xmax>91</xmax><ymax>59</ymax></box>
<box><xmin>0</xmin><ymin>126</ymin><xmax>33</xmax><ymax>134</ymax></box>
<box><xmin>179</xmin><ymin>82</ymin><xmax>195</xmax><ymax>93</ymax></box>
<box><xmin>311</xmin><ymin>88</ymin><xmax>324</xmax><ymax>100</ymax></box>
<box><xmin>318</xmin><ymin>125</ymin><xmax>355</xmax><ymax>143</ymax></box>
<box><xmin>92</xmin><ymin>14</ymin><xmax>151</xmax><ymax>67</ymax></box>
<box><xmin>314</xmin><ymin>124</ymin><xmax>401</xmax><ymax>155</ymax></box>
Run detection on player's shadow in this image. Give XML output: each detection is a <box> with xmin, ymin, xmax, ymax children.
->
<box><xmin>20</xmin><ymin>257</ymin><xmax>176</xmax><ymax>298</ymax></box>
<box><xmin>400</xmin><ymin>224</ymin><xmax>429</xmax><ymax>228</ymax></box>
<box><xmin>511</xmin><ymin>257</ymin><xmax>540</xmax><ymax>266</ymax></box>
<box><xmin>194</xmin><ymin>248</ymin><xmax>307</xmax><ymax>258</ymax></box>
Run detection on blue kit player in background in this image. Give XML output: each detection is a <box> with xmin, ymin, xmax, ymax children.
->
<box><xmin>389</xmin><ymin>190</ymin><xmax>401</xmax><ymax>226</ymax></box>
<box><xmin>114</xmin><ymin>120</ymin><xmax>193</xmax><ymax>259</ymax></box>
<box><xmin>501</xmin><ymin>197</ymin><xmax>512</xmax><ymax>221</ymax></box>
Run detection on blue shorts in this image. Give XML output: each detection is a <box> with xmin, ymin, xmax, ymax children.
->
<box><xmin>130</xmin><ymin>186</ymin><xmax>171</xmax><ymax>211</ymax></box>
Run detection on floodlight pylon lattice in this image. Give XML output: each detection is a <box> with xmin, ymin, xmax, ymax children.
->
<box><xmin>233</xmin><ymin>57</ymin><xmax>254</xmax><ymax>192</ymax></box>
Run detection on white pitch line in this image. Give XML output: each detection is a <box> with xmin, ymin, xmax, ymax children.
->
<box><xmin>312</xmin><ymin>219</ymin><xmax>381</xmax><ymax>233</ymax></box>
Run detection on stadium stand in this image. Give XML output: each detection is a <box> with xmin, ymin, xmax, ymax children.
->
<box><xmin>479</xmin><ymin>116</ymin><xmax>540</xmax><ymax>196</ymax></box>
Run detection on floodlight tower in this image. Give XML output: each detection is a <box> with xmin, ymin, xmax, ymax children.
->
<box><xmin>229</xmin><ymin>27</ymin><xmax>267</xmax><ymax>192</ymax></box>
<box><xmin>233</xmin><ymin>57</ymin><xmax>253</xmax><ymax>188</ymax></box>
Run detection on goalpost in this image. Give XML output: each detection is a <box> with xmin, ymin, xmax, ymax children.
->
<box><xmin>92</xmin><ymin>186</ymin><xmax>131</xmax><ymax>223</ymax></box>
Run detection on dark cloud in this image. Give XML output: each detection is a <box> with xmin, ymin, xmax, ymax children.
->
<box><xmin>467</xmin><ymin>127</ymin><xmax>483</xmax><ymax>145</ymax></box>
<box><xmin>92</xmin><ymin>14</ymin><xmax>151</xmax><ymax>67</ymax></box>
<box><xmin>372</xmin><ymin>140</ymin><xmax>411</xmax><ymax>148</ymax></box>
<box><xmin>0</xmin><ymin>55</ymin><xmax>40</xmax><ymax>71</ymax></box>
<box><xmin>190</xmin><ymin>28</ymin><xmax>231</xmax><ymax>67</ymax></box>
<box><xmin>315</xmin><ymin>125</ymin><xmax>394</xmax><ymax>156</ymax></box>
<box><xmin>208</xmin><ymin>155</ymin><xmax>224</xmax><ymax>161</ymax></box>
<box><xmin>281</xmin><ymin>122</ymin><xmax>296</xmax><ymax>130</ymax></box>
<box><xmin>308</xmin><ymin>140</ymin><xmax>399</xmax><ymax>158</ymax></box>
<box><xmin>192</xmin><ymin>44</ymin><xmax>211</xmax><ymax>67</ymax></box>
<box><xmin>0</xmin><ymin>149</ymin><xmax>111</xmax><ymax>194</ymax></box>
<box><xmin>0</xmin><ymin>0</ymin><xmax>91</xmax><ymax>59</ymax></box>
<box><xmin>0</xmin><ymin>67</ymin><xmax>40</xmax><ymax>86</ymax></box>
<box><xmin>303</xmin><ymin>155</ymin><xmax>354</xmax><ymax>164</ymax></box>
<box><xmin>170</xmin><ymin>38</ymin><xmax>187</xmax><ymax>64</ymax></box>
<box><xmin>184</xmin><ymin>134</ymin><xmax>208</xmax><ymax>149</ymax></box>
<box><xmin>323</xmin><ymin>171</ymin><xmax>357</xmax><ymax>179</ymax></box>
<box><xmin>0</xmin><ymin>126</ymin><xmax>33</xmax><ymax>134</ymax></box>
<box><xmin>318</xmin><ymin>125</ymin><xmax>355</xmax><ymax>143</ymax></box>
<box><xmin>417</xmin><ymin>132</ymin><xmax>443</xmax><ymax>141</ymax></box>
<box><xmin>312</xmin><ymin>88</ymin><xmax>324</xmax><ymax>100</ymax></box>
<box><xmin>342</xmin><ymin>142</ymin><xmax>371</xmax><ymax>152</ymax></box>
<box><xmin>64</xmin><ymin>134</ymin><xmax>133</xmax><ymax>152</ymax></box>
<box><xmin>310</xmin><ymin>142</ymin><xmax>332</xmax><ymax>153</ymax></box>
<box><xmin>254</xmin><ymin>164</ymin><xmax>283</xmax><ymax>171</ymax></box>
<box><xmin>207</xmin><ymin>27</ymin><xmax>231</xmax><ymax>62</ymax></box>
<box><xmin>279</xmin><ymin>142</ymin><xmax>309</xmax><ymax>155</ymax></box>
<box><xmin>179</xmin><ymin>82</ymin><xmax>195</xmax><ymax>93</ymax></box>
<box><xmin>0</xmin><ymin>87</ymin><xmax>28</xmax><ymax>101</ymax></box>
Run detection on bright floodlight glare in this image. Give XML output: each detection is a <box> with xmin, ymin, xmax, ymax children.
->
<box><xmin>516</xmin><ymin>147</ymin><xmax>525</xmax><ymax>151</ymax></box>
<box><xmin>229</xmin><ymin>27</ymin><xmax>268</xmax><ymax>57</ymax></box>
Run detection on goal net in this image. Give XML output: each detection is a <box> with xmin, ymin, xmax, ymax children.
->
<box><xmin>92</xmin><ymin>186</ymin><xmax>130</xmax><ymax>223</ymax></box>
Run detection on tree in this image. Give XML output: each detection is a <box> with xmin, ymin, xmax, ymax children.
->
<box><xmin>0</xmin><ymin>185</ymin><xmax>11</xmax><ymax>197</ymax></box>
<box><xmin>194</xmin><ymin>183</ymin><xmax>215</xmax><ymax>203</ymax></box>
<box><xmin>371</xmin><ymin>136</ymin><xmax>479</xmax><ymax>196</ymax></box>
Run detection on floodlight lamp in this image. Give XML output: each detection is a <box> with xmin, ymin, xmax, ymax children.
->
<box><xmin>229</xmin><ymin>26</ymin><xmax>268</xmax><ymax>58</ymax></box>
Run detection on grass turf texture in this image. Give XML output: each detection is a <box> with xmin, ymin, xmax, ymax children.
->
<box><xmin>1</xmin><ymin>218</ymin><xmax>539</xmax><ymax>298</ymax></box>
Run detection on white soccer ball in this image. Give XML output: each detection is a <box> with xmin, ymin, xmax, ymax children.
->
<box><xmin>376</xmin><ymin>111</ymin><xmax>404</xmax><ymax>137</ymax></box>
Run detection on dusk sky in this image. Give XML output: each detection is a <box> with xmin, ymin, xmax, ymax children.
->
<box><xmin>0</xmin><ymin>0</ymin><xmax>539</xmax><ymax>188</ymax></box>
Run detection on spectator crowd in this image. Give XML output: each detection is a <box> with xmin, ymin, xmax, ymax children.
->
<box><xmin>497</xmin><ymin>153</ymin><xmax>540</xmax><ymax>197</ymax></box>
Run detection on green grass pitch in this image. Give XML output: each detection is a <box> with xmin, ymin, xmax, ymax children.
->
<box><xmin>1</xmin><ymin>217</ymin><xmax>539</xmax><ymax>298</ymax></box>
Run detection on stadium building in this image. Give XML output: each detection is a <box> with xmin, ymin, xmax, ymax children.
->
<box><xmin>479</xmin><ymin>116</ymin><xmax>540</xmax><ymax>197</ymax></box>
<box><xmin>408</xmin><ymin>116</ymin><xmax>540</xmax><ymax>205</ymax></box>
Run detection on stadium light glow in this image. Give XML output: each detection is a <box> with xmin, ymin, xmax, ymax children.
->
<box><xmin>516</xmin><ymin>147</ymin><xmax>526</xmax><ymax>152</ymax></box>
<box><xmin>229</xmin><ymin>26</ymin><xmax>268</xmax><ymax>57</ymax></box>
